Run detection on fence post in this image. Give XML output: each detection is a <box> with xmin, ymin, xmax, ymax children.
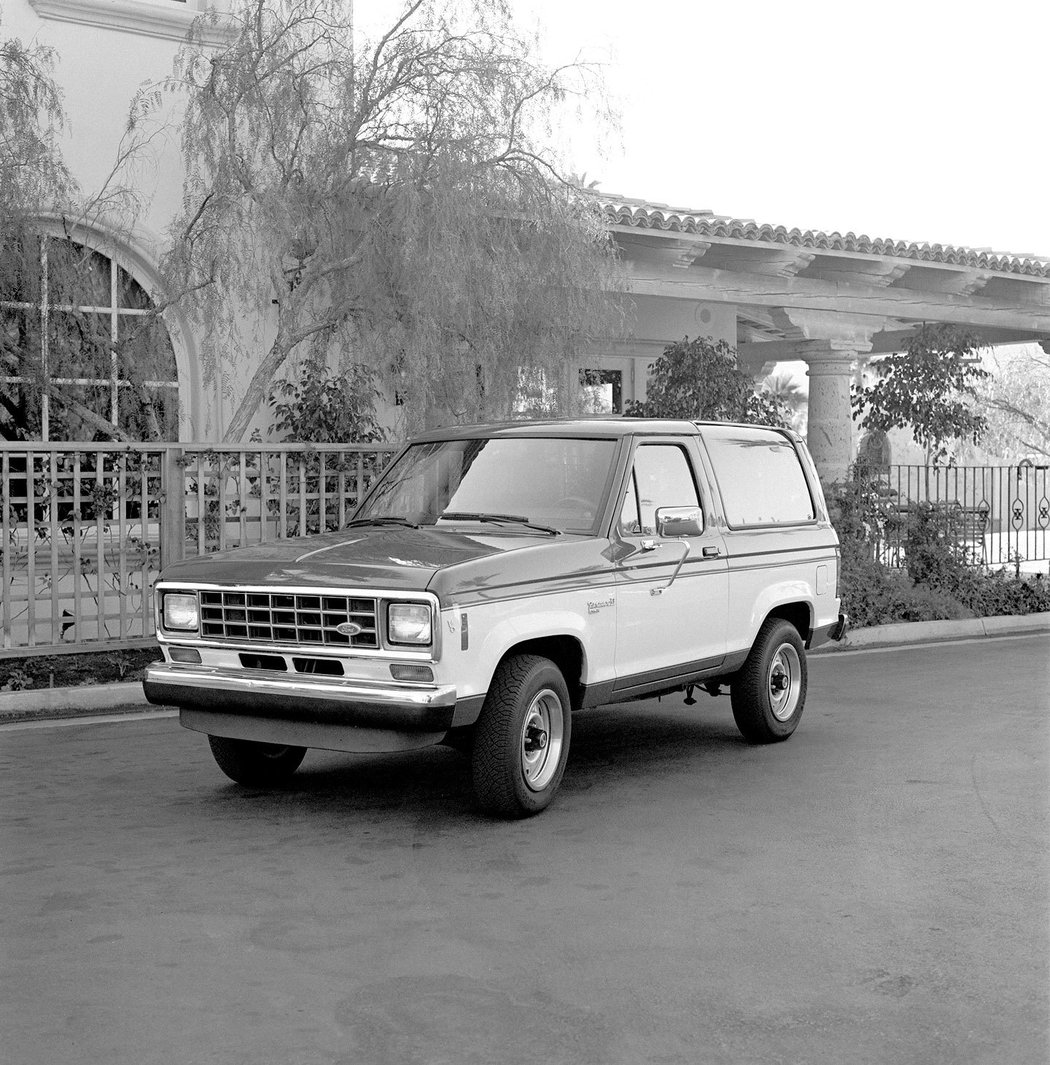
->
<box><xmin>159</xmin><ymin>446</ymin><xmax>186</xmax><ymax>573</ymax></box>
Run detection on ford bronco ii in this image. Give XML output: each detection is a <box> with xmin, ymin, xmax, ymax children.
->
<box><xmin>145</xmin><ymin>419</ymin><xmax>847</xmax><ymax>817</ymax></box>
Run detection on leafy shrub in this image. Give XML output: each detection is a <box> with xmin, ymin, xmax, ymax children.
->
<box><xmin>902</xmin><ymin>501</ymin><xmax>972</xmax><ymax>597</ymax></box>
<box><xmin>0</xmin><ymin>649</ymin><xmax>160</xmax><ymax>692</ymax></box>
<box><xmin>270</xmin><ymin>356</ymin><xmax>385</xmax><ymax>444</ymax></box>
<box><xmin>0</xmin><ymin>668</ymin><xmax>33</xmax><ymax>692</ymax></box>
<box><xmin>955</xmin><ymin>569</ymin><xmax>1050</xmax><ymax>617</ymax></box>
<box><xmin>624</xmin><ymin>336</ymin><xmax>789</xmax><ymax>426</ymax></box>
<box><xmin>838</xmin><ymin>542</ymin><xmax>971</xmax><ymax>628</ymax></box>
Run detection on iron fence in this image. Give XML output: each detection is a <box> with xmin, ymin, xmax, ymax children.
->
<box><xmin>852</xmin><ymin>462</ymin><xmax>1050</xmax><ymax>572</ymax></box>
<box><xmin>3</xmin><ymin>447</ymin><xmax>1046</xmax><ymax>657</ymax></box>
<box><xmin>1</xmin><ymin>442</ymin><xmax>397</xmax><ymax>656</ymax></box>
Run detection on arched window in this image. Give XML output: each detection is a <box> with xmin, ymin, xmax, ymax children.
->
<box><xmin>0</xmin><ymin>236</ymin><xmax>179</xmax><ymax>441</ymax></box>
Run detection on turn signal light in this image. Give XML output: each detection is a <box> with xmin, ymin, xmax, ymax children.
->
<box><xmin>389</xmin><ymin>664</ymin><xmax>434</xmax><ymax>682</ymax></box>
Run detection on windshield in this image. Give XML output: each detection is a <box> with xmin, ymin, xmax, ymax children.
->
<box><xmin>355</xmin><ymin>437</ymin><xmax>618</xmax><ymax>534</ymax></box>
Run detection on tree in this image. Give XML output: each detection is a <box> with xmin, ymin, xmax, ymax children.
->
<box><xmin>624</xmin><ymin>336</ymin><xmax>789</xmax><ymax>426</ymax></box>
<box><xmin>851</xmin><ymin>323</ymin><xmax>988</xmax><ymax>464</ymax></box>
<box><xmin>759</xmin><ymin>369</ymin><xmax>807</xmax><ymax>433</ymax></box>
<box><xmin>0</xmin><ymin>30</ymin><xmax>72</xmax><ymax>224</ymax></box>
<box><xmin>1</xmin><ymin>21</ymin><xmax>174</xmax><ymax>441</ymax></box>
<box><xmin>975</xmin><ymin>344</ymin><xmax>1050</xmax><ymax>460</ymax></box>
<box><xmin>163</xmin><ymin>0</ymin><xmax>623</xmax><ymax>442</ymax></box>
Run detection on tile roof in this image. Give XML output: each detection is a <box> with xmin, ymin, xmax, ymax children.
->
<box><xmin>597</xmin><ymin>197</ymin><xmax>1050</xmax><ymax>279</ymax></box>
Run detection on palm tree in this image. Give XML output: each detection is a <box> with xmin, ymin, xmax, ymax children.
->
<box><xmin>760</xmin><ymin>371</ymin><xmax>808</xmax><ymax>433</ymax></box>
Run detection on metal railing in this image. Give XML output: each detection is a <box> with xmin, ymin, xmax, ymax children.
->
<box><xmin>1</xmin><ymin>442</ymin><xmax>398</xmax><ymax>656</ymax></box>
<box><xmin>852</xmin><ymin>463</ymin><xmax>1050</xmax><ymax>572</ymax></box>
<box><xmin>4</xmin><ymin>447</ymin><xmax>1047</xmax><ymax>657</ymax></box>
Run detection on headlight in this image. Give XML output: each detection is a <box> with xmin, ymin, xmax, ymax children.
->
<box><xmin>162</xmin><ymin>592</ymin><xmax>199</xmax><ymax>632</ymax></box>
<box><xmin>387</xmin><ymin>602</ymin><xmax>432</xmax><ymax>646</ymax></box>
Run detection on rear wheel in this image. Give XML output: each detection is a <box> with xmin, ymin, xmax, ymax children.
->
<box><xmin>471</xmin><ymin>654</ymin><xmax>571</xmax><ymax>819</ymax></box>
<box><xmin>730</xmin><ymin>618</ymin><xmax>808</xmax><ymax>744</ymax></box>
<box><xmin>207</xmin><ymin>736</ymin><xmax>306</xmax><ymax>786</ymax></box>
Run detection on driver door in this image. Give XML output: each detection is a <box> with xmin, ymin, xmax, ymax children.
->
<box><xmin>612</xmin><ymin>441</ymin><xmax>728</xmax><ymax>692</ymax></box>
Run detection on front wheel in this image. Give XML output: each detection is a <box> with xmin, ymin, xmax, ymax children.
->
<box><xmin>730</xmin><ymin>619</ymin><xmax>808</xmax><ymax>744</ymax></box>
<box><xmin>207</xmin><ymin>736</ymin><xmax>307</xmax><ymax>786</ymax></box>
<box><xmin>471</xmin><ymin>654</ymin><xmax>572</xmax><ymax>819</ymax></box>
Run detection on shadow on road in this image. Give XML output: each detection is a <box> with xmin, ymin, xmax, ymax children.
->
<box><xmin>179</xmin><ymin>699</ymin><xmax>750</xmax><ymax>821</ymax></box>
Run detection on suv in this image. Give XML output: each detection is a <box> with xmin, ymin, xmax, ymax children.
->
<box><xmin>145</xmin><ymin>419</ymin><xmax>846</xmax><ymax>817</ymax></box>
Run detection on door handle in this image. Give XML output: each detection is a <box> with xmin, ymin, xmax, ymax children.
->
<box><xmin>702</xmin><ymin>545</ymin><xmax>721</xmax><ymax>558</ymax></box>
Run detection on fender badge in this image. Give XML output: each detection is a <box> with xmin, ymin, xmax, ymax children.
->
<box><xmin>587</xmin><ymin>595</ymin><xmax>615</xmax><ymax>614</ymax></box>
<box><xmin>335</xmin><ymin>621</ymin><xmax>364</xmax><ymax>637</ymax></box>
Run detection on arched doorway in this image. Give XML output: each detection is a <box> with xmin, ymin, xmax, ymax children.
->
<box><xmin>0</xmin><ymin>234</ymin><xmax>179</xmax><ymax>440</ymax></box>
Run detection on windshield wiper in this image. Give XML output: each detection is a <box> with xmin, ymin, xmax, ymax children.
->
<box><xmin>439</xmin><ymin>511</ymin><xmax>560</xmax><ymax>536</ymax></box>
<box><xmin>345</xmin><ymin>516</ymin><xmax>421</xmax><ymax>529</ymax></box>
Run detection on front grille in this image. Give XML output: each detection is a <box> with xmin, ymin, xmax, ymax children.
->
<box><xmin>199</xmin><ymin>591</ymin><xmax>379</xmax><ymax>649</ymax></box>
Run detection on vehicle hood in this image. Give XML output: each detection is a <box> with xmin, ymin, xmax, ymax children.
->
<box><xmin>158</xmin><ymin>525</ymin><xmax>596</xmax><ymax>596</ymax></box>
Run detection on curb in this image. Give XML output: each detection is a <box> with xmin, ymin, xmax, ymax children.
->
<box><xmin>812</xmin><ymin>611</ymin><xmax>1050</xmax><ymax>653</ymax></box>
<box><xmin>0</xmin><ymin>681</ymin><xmax>151</xmax><ymax>724</ymax></box>
<box><xmin>3</xmin><ymin>614</ymin><xmax>1048</xmax><ymax>723</ymax></box>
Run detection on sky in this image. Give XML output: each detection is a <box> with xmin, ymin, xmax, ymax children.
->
<box><xmin>512</xmin><ymin>0</ymin><xmax>1050</xmax><ymax>259</ymax></box>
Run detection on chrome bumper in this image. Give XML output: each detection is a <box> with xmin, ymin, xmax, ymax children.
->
<box><xmin>144</xmin><ymin>663</ymin><xmax>459</xmax><ymax>732</ymax></box>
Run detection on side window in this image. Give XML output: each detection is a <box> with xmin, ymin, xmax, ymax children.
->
<box><xmin>701</xmin><ymin>426</ymin><xmax>816</xmax><ymax>526</ymax></box>
<box><xmin>619</xmin><ymin>444</ymin><xmax>700</xmax><ymax>536</ymax></box>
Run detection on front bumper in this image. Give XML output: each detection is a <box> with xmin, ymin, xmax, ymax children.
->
<box><xmin>144</xmin><ymin>663</ymin><xmax>458</xmax><ymax>732</ymax></box>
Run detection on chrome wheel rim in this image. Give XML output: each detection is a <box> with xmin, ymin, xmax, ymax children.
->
<box><xmin>519</xmin><ymin>687</ymin><xmax>565</xmax><ymax>791</ymax></box>
<box><xmin>768</xmin><ymin>644</ymin><xmax>801</xmax><ymax>722</ymax></box>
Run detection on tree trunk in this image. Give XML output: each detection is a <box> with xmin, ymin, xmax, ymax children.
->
<box><xmin>223</xmin><ymin>335</ymin><xmax>291</xmax><ymax>442</ymax></box>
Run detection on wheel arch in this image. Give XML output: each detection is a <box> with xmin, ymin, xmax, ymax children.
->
<box><xmin>763</xmin><ymin>601</ymin><xmax>813</xmax><ymax>645</ymax></box>
<box><xmin>494</xmin><ymin>635</ymin><xmax>586</xmax><ymax>710</ymax></box>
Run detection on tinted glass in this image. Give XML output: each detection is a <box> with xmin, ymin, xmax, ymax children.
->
<box><xmin>357</xmin><ymin>437</ymin><xmax>617</xmax><ymax>534</ymax></box>
<box><xmin>701</xmin><ymin>426</ymin><xmax>815</xmax><ymax>526</ymax></box>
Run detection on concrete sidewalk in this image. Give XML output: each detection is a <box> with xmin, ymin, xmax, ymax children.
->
<box><xmin>2</xmin><ymin>611</ymin><xmax>1048</xmax><ymax>724</ymax></box>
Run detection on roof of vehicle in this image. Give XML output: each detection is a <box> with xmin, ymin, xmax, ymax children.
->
<box><xmin>409</xmin><ymin>418</ymin><xmax>791</xmax><ymax>442</ymax></box>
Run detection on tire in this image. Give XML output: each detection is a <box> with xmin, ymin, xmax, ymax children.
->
<box><xmin>207</xmin><ymin>736</ymin><xmax>307</xmax><ymax>786</ymax></box>
<box><xmin>471</xmin><ymin>654</ymin><xmax>572</xmax><ymax>819</ymax></box>
<box><xmin>730</xmin><ymin>618</ymin><xmax>808</xmax><ymax>744</ymax></box>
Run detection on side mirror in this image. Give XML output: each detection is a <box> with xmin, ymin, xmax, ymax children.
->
<box><xmin>656</xmin><ymin>506</ymin><xmax>704</xmax><ymax>538</ymax></box>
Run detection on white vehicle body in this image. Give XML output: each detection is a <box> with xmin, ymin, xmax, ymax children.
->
<box><xmin>145</xmin><ymin>419</ymin><xmax>847</xmax><ymax>816</ymax></box>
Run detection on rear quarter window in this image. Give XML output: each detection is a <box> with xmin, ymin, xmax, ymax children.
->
<box><xmin>700</xmin><ymin>426</ymin><xmax>815</xmax><ymax>527</ymax></box>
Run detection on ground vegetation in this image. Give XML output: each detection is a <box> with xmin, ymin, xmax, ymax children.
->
<box><xmin>829</xmin><ymin>470</ymin><xmax>1050</xmax><ymax>628</ymax></box>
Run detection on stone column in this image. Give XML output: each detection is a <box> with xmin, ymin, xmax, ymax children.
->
<box><xmin>770</xmin><ymin>310</ymin><xmax>885</xmax><ymax>487</ymax></box>
<box><xmin>803</xmin><ymin>345</ymin><xmax>858</xmax><ymax>486</ymax></box>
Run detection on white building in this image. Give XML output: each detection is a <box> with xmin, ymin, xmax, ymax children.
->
<box><xmin>5</xmin><ymin>0</ymin><xmax>1049</xmax><ymax>482</ymax></box>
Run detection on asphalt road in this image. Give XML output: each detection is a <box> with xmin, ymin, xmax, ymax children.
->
<box><xmin>2</xmin><ymin>635</ymin><xmax>1048</xmax><ymax>1065</ymax></box>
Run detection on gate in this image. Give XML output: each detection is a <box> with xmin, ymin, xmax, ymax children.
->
<box><xmin>852</xmin><ymin>462</ymin><xmax>1050</xmax><ymax>571</ymax></box>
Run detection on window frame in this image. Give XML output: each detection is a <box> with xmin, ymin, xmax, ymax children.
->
<box><xmin>617</xmin><ymin>441</ymin><xmax>705</xmax><ymax>538</ymax></box>
<box><xmin>0</xmin><ymin>236</ymin><xmax>179</xmax><ymax>441</ymax></box>
<box><xmin>697</xmin><ymin>426</ymin><xmax>819</xmax><ymax>530</ymax></box>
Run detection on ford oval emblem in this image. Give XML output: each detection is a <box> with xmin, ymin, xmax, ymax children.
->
<box><xmin>335</xmin><ymin>621</ymin><xmax>363</xmax><ymax>637</ymax></box>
